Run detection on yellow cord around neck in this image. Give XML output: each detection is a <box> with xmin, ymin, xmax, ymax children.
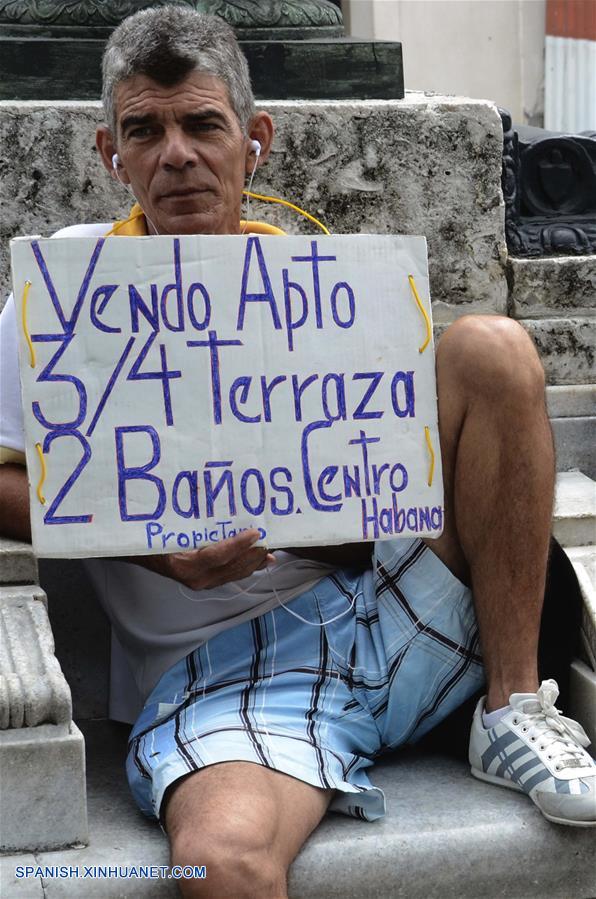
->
<box><xmin>108</xmin><ymin>196</ymin><xmax>330</xmax><ymax>238</ymax></box>
<box><xmin>243</xmin><ymin>190</ymin><xmax>330</xmax><ymax>235</ymax></box>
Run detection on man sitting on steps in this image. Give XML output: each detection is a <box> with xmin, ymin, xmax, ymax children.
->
<box><xmin>0</xmin><ymin>7</ymin><xmax>594</xmax><ymax>898</ymax></box>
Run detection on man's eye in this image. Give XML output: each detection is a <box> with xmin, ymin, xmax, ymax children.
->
<box><xmin>129</xmin><ymin>127</ymin><xmax>153</xmax><ymax>138</ymax></box>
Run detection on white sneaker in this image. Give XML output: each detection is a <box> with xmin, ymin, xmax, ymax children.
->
<box><xmin>469</xmin><ymin>679</ymin><xmax>596</xmax><ymax>826</ymax></box>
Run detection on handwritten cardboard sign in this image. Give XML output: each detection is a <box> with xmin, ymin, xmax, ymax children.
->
<box><xmin>11</xmin><ymin>234</ymin><xmax>443</xmax><ymax>558</ymax></box>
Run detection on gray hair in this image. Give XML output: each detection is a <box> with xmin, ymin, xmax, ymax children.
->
<box><xmin>102</xmin><ymin>4</ymin><xmax>256</xmax><ymax>138</ymax></box>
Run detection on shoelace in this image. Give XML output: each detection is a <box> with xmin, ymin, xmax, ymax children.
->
<box><xmin>515</xmin><ymin>679</ymin><xmax>591</xmax><ymax>770</ymax></box>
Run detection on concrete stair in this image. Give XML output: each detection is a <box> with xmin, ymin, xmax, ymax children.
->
<box><xmin>552</xmin><ymin>470</ymin><xmax>596</xmax><ymax>750</ymax></box>
<box><xmin>547</xmin><ymin>385</ymin><xmax>595</xmax><ymax>480</ymax></box>
<box><xmin>553</xmin><ymin>470</ymin><xmax>596</xmax><ymax>548</ymax></box>
<box><xmin>1</xmin><ymin>468</ymin><xmax>595</xmax><ymax>897</ymax></box>
<box><xmin>1</xmin><ymin>719</ymin><xmax>595</xmax><ymax>899</ymax></box>
<box><xmin>566</xmin><ymin>543</ymin><xmax>596</xmax><ymax>749</ymax></box>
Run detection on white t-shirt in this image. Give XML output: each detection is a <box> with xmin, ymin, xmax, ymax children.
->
<box><xmin>0</xmin><ymin>223</ymin><xmax>335</xmax><ymax>720</ymax></box>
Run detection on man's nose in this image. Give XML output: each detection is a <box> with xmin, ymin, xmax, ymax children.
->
<box><xmin>160</xmin><ymin>130</ymin><xmax>197</xmax><ymax>169</ymax></box>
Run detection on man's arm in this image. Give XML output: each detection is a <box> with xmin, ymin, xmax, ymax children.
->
<box><xmin>0</xmin><ymin>463</ymin><xmax>31</xmax><ymax>542</ymax></box>
<box><xmin>0</xmin><ymin>462</ymin><xmax>271</xmax><ymax>587</ymax></box>
<box><xmin>0</xmin><ymin>462</ymin><xmax>369</xmax><ymax>577</ymax></box>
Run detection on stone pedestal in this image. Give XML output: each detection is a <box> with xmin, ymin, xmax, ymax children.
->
<box><xmin>0</xmin><ymin>582</ymin><xmax>88</xmax><ymax>852</ymax></box>
<box><xmin>0</xmin><ymin>722</ymin><xmax>87</xmax><ymax>853</ymax></box>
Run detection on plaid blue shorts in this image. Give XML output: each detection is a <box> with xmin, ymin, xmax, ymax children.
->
<box><xmin>127</xmin><ymin>538</ymin><xmax>485</xmax><ymax>823</ymax></box>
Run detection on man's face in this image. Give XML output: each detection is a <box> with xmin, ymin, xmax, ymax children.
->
<box><xmin>107</xmin><ymin>71</ymin><xmax>253</xmax><ymax>235</ymax></box>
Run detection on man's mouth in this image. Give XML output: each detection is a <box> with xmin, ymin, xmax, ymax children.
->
<box><xmin>161</xmin><ymin>188</ymin><xmax>206</xmax><ymax>199</ymax></box>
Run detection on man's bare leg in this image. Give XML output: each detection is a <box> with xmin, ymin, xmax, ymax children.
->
<box><xmin>164</xmin><ymin>761</ymin><xmax>334</xmax><ymax>898</ymax></box>
<box><xmin>423</xmin><ymin>315</ymin><xmax>555</xmax><ymax>711</ymax></box>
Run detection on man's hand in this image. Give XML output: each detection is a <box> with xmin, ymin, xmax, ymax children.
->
<box><xmin>123</xmin><ymin>529</ymin><xmax>274</xmax><ymax>591</ymax></box>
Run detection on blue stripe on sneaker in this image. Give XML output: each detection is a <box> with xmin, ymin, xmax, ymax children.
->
<box><xmin>494</xmin><ymin>745</ymin><xmax>530</xmax><ymax>779</ymax></box>
<box><xmin>481</xmin><ymin>730</ymin><xmax>519</xmax><ymax>770</ymax></box>
<box><xmin>512</xmin><ymin>756</ymin><xmax>544</xmax><ymax>781</ymax></box>
<box><xmin>554</xmin><ymin>779</ymin><xmax>589</xmax><ymax>794</ymax></box>
<box><xmin>521</xmin><ymin>769</ymin><xmax>551</xmax><ymax>794</ymax></box>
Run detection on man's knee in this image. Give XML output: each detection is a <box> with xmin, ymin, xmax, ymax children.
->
<box><xmin>170</xmin><ymin>820</ymin><xmax>287</xmax><ymax>898</ymax></box>
<box><xmin>437</xmin><ymin>314</ymin><xmax>546</xmax><ymax>403</ymax></box>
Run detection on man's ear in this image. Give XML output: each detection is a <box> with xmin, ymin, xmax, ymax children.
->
<box><xmin>96</xmin><ymin>125</ymin><xmax>128</xmax><ymax>183</ymax></box>
<box><xmin>245</xmin><ymin>111</ymin><xmax>274</xmax><ymax>173</ymax></box>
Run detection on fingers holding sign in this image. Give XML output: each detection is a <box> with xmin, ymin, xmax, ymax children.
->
<box><xmin>128</xmin><ymin>529</ymin><xmax>274</xmax><ymax>591</ymax></box>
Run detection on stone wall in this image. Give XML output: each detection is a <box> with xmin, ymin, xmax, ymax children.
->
<box><xmin>0</xmin><ymin>93</ymin><xmax>507</xmax><ymax>322</ymax></box>
<box><xmin>1</xmin><ymin>93</ymin><xmax>593</xmax><ymax>384</ymax></box>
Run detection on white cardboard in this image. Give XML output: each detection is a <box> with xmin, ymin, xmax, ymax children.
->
<box><xmin>11</xmin><ymin>234</ymin><xmax>443</xmax><ymax>558</ymax></box>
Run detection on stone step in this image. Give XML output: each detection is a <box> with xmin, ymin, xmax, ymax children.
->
<box><xmin>520</xmin><ymin>317</ymin><xmax>595</xmax><ymax>386</ymax></box>
<box><xmin>551</xmin><ymin>417</ymin><xmax>596</xmax><ymax>480</ymax></box>
<box><xmin>509</xmin><ymin>255</ymin><xmax>596</xmax><ymax>320</ymax></box>
<box><xmin>546</xmin><ymin>384</ymin><xmax>595</xmax><ymax>419</ymax></box>
<box><xmin>567</xmin><ymin>545</ymin><xmax>596</xmax><ymax>670</ymax></box>
<box><xmin>0</xmin><ymin>719</ymin><xmax>594</xmax><ymax>899</ymax></box>
<box><xmin>553</xmin><ymin>471</ymin><xmax>596</xmax><ymax>547</ymax></box>
<box><xmin>566</xmin><ymin>545</ymin><xmax>596</xmax><ymax>593</ymax></box>
<box><xmin>547</xmin><ymin>382</ymin><xmax>595</xmax><ymax>480</ymax></box>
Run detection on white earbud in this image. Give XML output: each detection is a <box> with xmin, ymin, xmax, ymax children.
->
<box><xmin>242</xmin><ymin>140</ymin><xmax>262</xmax><ymax>235</ymax></box>
<box><xmin>109</xmin><ymin>151</ymin><xmax>159</xmax><ymax>234</ymax></box>
<box><xmin>112</xmin><ymin>152</ymin><xmax>130</xmax><ymax>190</ymax></box>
